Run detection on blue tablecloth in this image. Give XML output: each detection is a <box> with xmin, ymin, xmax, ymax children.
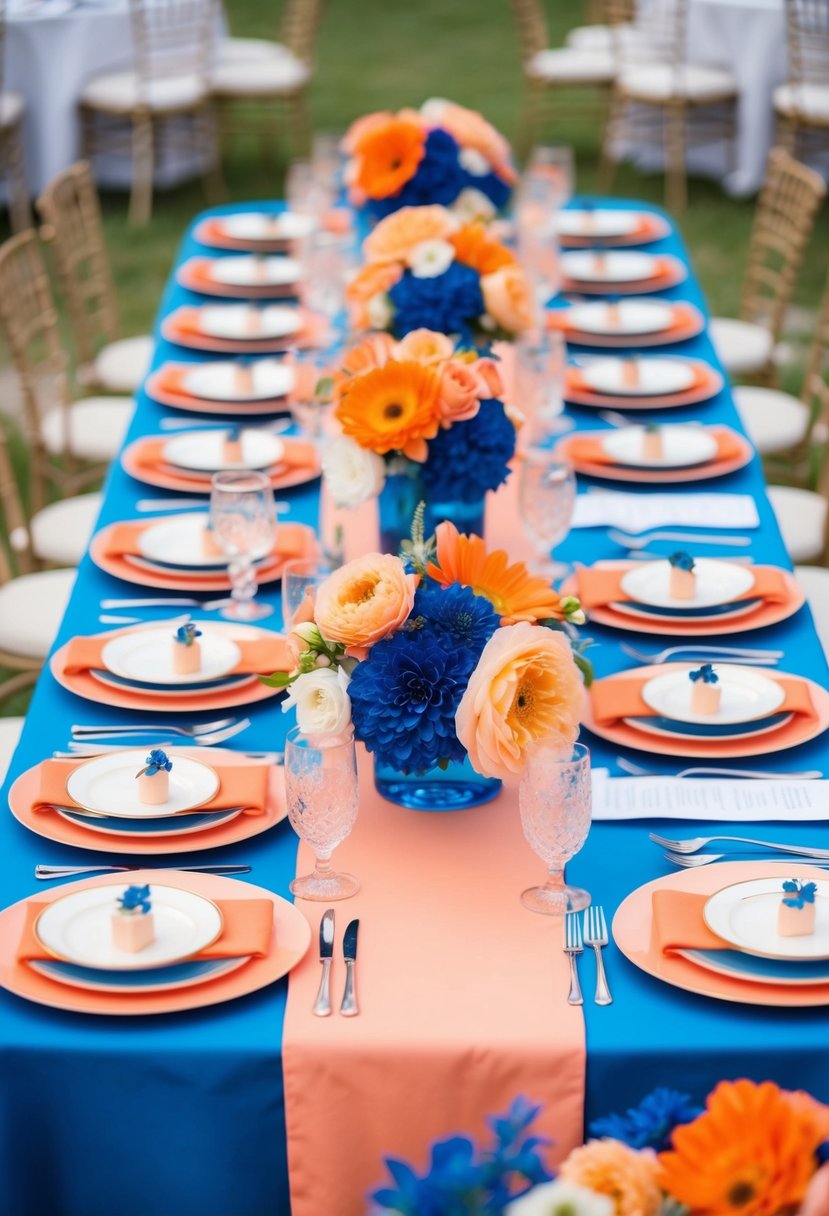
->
<box><xmin>1</xmin><ymin>200</ymin><xmax>827</xmax><ymax>1216</ymax></box>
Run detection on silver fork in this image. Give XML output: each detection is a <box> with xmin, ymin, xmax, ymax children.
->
<box><xmin>158</xmin><ymin>417</ymin><xmax>294</xmax><ymax>433</ymax></box>
<box><xmin>653</xmin><ymin>831</ymin><xmax>829</xmax><ymax>859</ymax></box>
<box><xmin>35</xmin><ymin>863</ymin><xmax>252</xmax><ymax>880</ymax></box>
<box><xmin>621</xmin><ymin>643</ymin><xmax>783</xmax><ymax>665</ymax></box>
<box><xmin>55</xmin><ymin>743</ymin><xmax>284</xmax><ymax>762</ymax></box>
<box><xmin>608</xmin><ymin>528</ymin><xmax>751</xmax><ymax>549</ymax></box>
<box><xmin>72</xmin><ymin>717</ymin><xmax>242</xmax><ymax>739</ymax></box>
<box><xmin>100</xmin><ymin>597</ymin><xmax>233</xmax><ymax>611</ymax></box>
<box><xmin>583</xmin><ymin>906</ymin><xmax>612</xmax><ymax>1005</ymax></box>
<box><xmin>68</xmin><ymin>720</ymin><xmax>252</xmax><ymax>747</ymax></box>
<box><xmin>616</xmin><ymin>757</ymin><xmax>823</xmax><ymax>780</ymax></box>
<box><xmin>664</xmin><ymin>850</ymin><xmax>829</xmax><ymax>869</ymax></box>
<box><xmin>564</xmin><ymin>912</ymin><xmax>583</xmax><ymax>1006</ymax></box>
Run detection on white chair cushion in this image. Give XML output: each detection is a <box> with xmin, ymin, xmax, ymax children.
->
<box><xmin>32</xmin><ymin>493</ymin><xmax>103</xmax><ymax>567</ymax></box>
<box><xmin>41</xmin><ymin>397</ymin><xmax>134</xmax><ymax>463</ymax></box>
<box><xmin>211</xmin><ymin>50</ymin><xmax>309</xmax><ymax>95</ymax></box>
<box><xmin>733</xmin><ymin>385</ymin><xmax>811</xmax><ymax>455</ymax></box>
<box><xmin>94</xmin><ymin>335</ymin><xmax>154</xmax><ymax>394</ymax></box>
<box><xmin>80</xmin><ymin>71</ymin><xmax>207</xmax><ymax>113</ymax></box>
<box><xmin>768</xmin><ymin>485</ymin><xmax>828</xmax><ymax>564</ymax></box>
<box><xmin>0</xmin><ymin>567</ymin><xmax>75</xmax><ymax>660</ymax></box>
<box><xmin>0</xmin><ymin>92</ymin><xmax>24</xmax><ymax>128</ymax></box>
<box><xmin>217</xmin><ymin>36</ymin><xmax>290</xmax><ymax>65</ymax></box>
<box><xmin>565</xmin><ymin>23</ymin><xmax>657</xmax><ymax>58</ymax></box>
<box><xmin>709</xmin><ymin>316</ymin><xmax>774</xmax><ymax>376</ymax></box>
<box><xmin>528</xmin><ymin>47</ymin><xmax>615</xmax><ymax>84</ymax></box>
<box><xmin>795</xmin><ymin>565</ymin><xmax>829</xmax><ymax>661</ymax></box>
<box><xmin>774</xmin><ymin>83</ymin><xmax>829</xmax><ymax>122</ymax></box>
<box><xmin>618</xmin><ymin>63</ymin><xmax>737</xmax><ymax>101</ymax></box>
<box><xmin>0</xmin><ymin>716</ymin><xmax>24</xmax><ymax>787</ymax></box>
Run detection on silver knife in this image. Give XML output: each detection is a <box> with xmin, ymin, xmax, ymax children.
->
<box><xmin>312</xmin><ymin>909</ymin><xmax>335</xmax><ymax>1017</ymax></box>
<box><xmin>340</xmin><ymin>919</ymin><xmax>359</xmax><ymax>1017</ymax></box>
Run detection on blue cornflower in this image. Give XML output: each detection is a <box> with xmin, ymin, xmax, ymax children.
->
<box><xmin>589</xmin><ymin>1087</ymin><xmax>703</xmax><ymax>1152</ymax></box>
<box><xmin>349</xmin><ymin>631</ymin><xmax>470</xmax><ymax>770</ymax></box>
<box><xmin>389</xmin><ymin>262</ymin><xmax>484</xmax><ymax>340</ymax></box>
<box><xmin>421</xmin><ymin>399</ymin><xmax>515</xmax><ymax>502</ymax></box>
<box><xmin>412</xmin><ymin>583</ymin><xmax>499</xmax><ymax>659</ymax></box>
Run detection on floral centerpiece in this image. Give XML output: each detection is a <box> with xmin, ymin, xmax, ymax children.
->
<box><xmin>322</xmin><ymin>329</ymin><xmax>518</xmax><ymax>550</ymax></box>
<box><xmin>264</xmin><ymin>519</ymin><xmax>587</xmax><ymax>811</ymax></box>
<box><xmin>342</xmin><ymin>99</ymin><xmax>516</xmax><ymax>222</ymax></box>
<box><xmin>346</xmin><ymin>207</ymin><xmax>535</xmax><ymax>343</ymax></box>
<box><xmin>371</xmin><ymin>1080</ymin><xmax>829</xmax><ymax>1215</ymax></box>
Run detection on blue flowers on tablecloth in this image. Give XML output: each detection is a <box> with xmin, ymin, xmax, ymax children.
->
<box><xmin>588</xmin><ymin>1086</ymin><xmax>703</xmax><ymax>1152</ymax></box>
<box><xmin>421</xmin><ymin>399</ymin><xmax>515</xmax><ymax>502</ymax></box>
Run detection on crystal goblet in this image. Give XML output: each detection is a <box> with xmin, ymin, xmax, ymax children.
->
<box><xmin>285</xmin><ymin>727</ymin><xmax>360</xmax><ymax>901</ymax></box>
<box><xmin>209</xmin><ymin>470</ymin><xmax>275</xmax><ymax>621</ymax></box>
<box><xmin>518</xmin><ymin>743</ymin><xmax>591</xmax><ymax>915</ymax></box>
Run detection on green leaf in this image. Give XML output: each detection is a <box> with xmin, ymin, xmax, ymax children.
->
<box><xmin>258</xmin><ymin>672</ymin><xmax>296</xmax><ymax>688</ymax></box>
<box><xmin>573</xmin><ymin>651</ymin><xmax>594</xmax><ymax>687</ymax></box>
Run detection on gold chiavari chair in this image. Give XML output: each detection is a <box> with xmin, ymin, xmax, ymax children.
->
<box><xmin>211</xmin><ymin>0</ymin><xmax>326</xmax><ymax>161</ymax></box>
<box><xmin>0</xmin><ymin>232</ymin><xmax>131</xmax><ymax>540</ymax></box>
<box><xmin>36</xmin><ymin>162</ymin><xmax>153</xmax><ymax>395</ymax></box>
<box><xmin>775</xmin><ymin>0</ymin><xmax>829</xmax><ymax>160</ymax></box>
<box><xmin>768</xmin><ymin>421</ymin><xmax>829</xmax><ymax>565</ymax></box>
<box><xmin>512</xmin><ymin>0</ymin><xmax>617</xmax><ymax>161</ymax></box>
<box><xmin>78</xmin><ymin>0</ymin><xmax>222</xmax><ymax>226</ymax></box>
<box><xmin>0</xmin><ymin>0</ymin><xmax>30</xmax><ymax>232</ymax></box>
<box><xmin>599</xmin><ymin>0</ymin><xmax>738</xmax><ymax>212</ymax></box>
<box><xmin>710</xmin><ymin>148</ymin><xmax>826</xmax><ymax>386</ymax></box>
<box><xmin>734</xmin><ymin>265</ymin><xmax>829</xmax><ymax>481</ymax></box>
<box><xmin>565</xmin><ymin>0</ymin><xmax>648</xmax><ymax>54</ymax></box>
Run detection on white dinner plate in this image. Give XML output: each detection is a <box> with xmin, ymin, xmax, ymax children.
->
<box><xmin>566</xmin><ymin>299</ymin><xmax>675</xmax><ymax>336</ymax></box>
<box><xmin>101</xmin><ymin>626</ymin><xmax>242</xmax><ymax>686</ymax></box>
<box><xmin>562</xmin><ymin>251</ymin><xmax>658</xmax><ymax>283</ymax></box>
<box><xmin>137</xmin><ymin>514</ymin><xmax>272</xmax><ymax>570</ymax></box>
<box><xmin>220</xmin><ymin>212</ymin><xmax>314</xmax><ymax>242</ymax></box>
<box><xmin>182</xmin><ymin>361</ymin><xmax>294</xmax><ymax>403</ymax></box>
<box><xmin>640</xmin><ymin>665</ymin><xmax>786</xmax><ymax>726</ymax></box>
<box><xmin>209</xmin><ymin>256</ymin><xmax>300</xmax><ymax>288</ymax></box>
<box><xmin>66</xmin><ymin>750</ymin><xmax>220</xmax><ymax>818</ymax></box>
<box><xmin>556</xmin><ymin>210</ymin><xmax>641</xmax><ymax>238</ymax></box>
<box><xmin>162</xmin><ymin>429</ymin><xmax>285</xmax><ymax>473</ymax></box>
<box><xmin>704</xmin><ymin>878</ymin><xmax>829</xmax><ymax>961</ymax></box>
<box><xmin>582</xmin><ymin>358</ymin><xmax>696</xmax><ymax>398</ymax></box>
<box><xmin>198</xmin><ymin>305</ymin><xmax>301</xmax><ymax>341</ymax></box>
<box><xmin>620</xmin><ymin>558</ymin><xmax>755</xmax><ymax>610</ymax></box>
<box><xmin>600</xmin><ymin>425</ymin><xmax>719</xmax><ymax>468</ymax></box>
<box><xmin>35</xmin><ymin>884</ymin><xmax>224</xmax><ymax>969</ymax></box>
<box><xmin>29</xmin><ymin>954</ymin><xmax>248</xmax><ymax>995</ymax></box>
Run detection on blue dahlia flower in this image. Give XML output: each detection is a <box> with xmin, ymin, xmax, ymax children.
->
<box><xmin>589</xmin><ymin>1087</ymin><xmax>703</xmax><ymax>1152</ymax></box>
<box><xmin>421</xmin><ymin>399</ymin><xmax>515</xmax><ymax>502</ymax></box>
<box><xmin>389</xmin><ymin>262</ymin><xmax>484</xmax><ymax>340</ymax></box>
<box><xmin>462</xmin><ymin>166</ymin><xmax>512</xmax><ymax>211</ymax></box>
<box><xmin>369</xmin><ymin>129</ymin><xmax>464</xmax><ymax>218</ymax></box>
<box><xmin>349</xmin><ymin>631</ymin><xmax>470</xmax><ymax>770</ymax></box>
<box><xmin>413</xmin><ymin>583</ymin><xmax>499</xmax><ymax>658</ymax></box>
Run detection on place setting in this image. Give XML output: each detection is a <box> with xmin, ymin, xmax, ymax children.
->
<box><xmin>554</xmin><ymin>421</ymin><xmax>754</xmax><ymax>484</ymax></box>
<box><xmin>160</xmin><ymin>303</ymin><xmax>331</xmax><ymax>355</ymax></box>
<box><xmin>0</xmin><ymin>868</ymin><xmax>311</xmax><ymax>1015</ymax></box>
<box><xmin>8</xmin><ymin>743</ymin><xmax>289</xmax><ymax>853</ymax></box>
<box><xmin>563</xmin><ymin>354</ymin><xmax>724</xmax><ymax>410</ymax></box>
<box><xmin>546</xmin><ymin>296</ymin><xmax>706</xmax><ymax>348</ymax></box>
<box><xmin>563</xmin><ymin>550</ymin><xmax>805</xmax><ymax>636</ymax></box>
<box><xmin>555</xmin><ymin>207</ymin><xmax>672</xmax><ymax>248</ymax></box>
<box><xmin>559</xmin><ymin>249</ymin><xmax>688</xmax><ymax>295</ymax></box>
<box><xmin>144</xmin><ymin>357</ymin><xmax>297</xmax><ymax>415</ymax></box>
<box><xmin>193</xmin><ymin>210</ymin><xmax>315</xmax><ymax>252</ymax></box>
<box><xmin>176</xmin><ymin>254</ymin><xmax>302</xmax><ymax>300</ymax></box>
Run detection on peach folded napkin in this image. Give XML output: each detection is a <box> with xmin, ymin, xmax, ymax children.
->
<box><xmin>564</xmin><ymin>254</ymin><xmax>676</xmax><ymax>287</ymax></box>
<box><xmin>60</xmin><ymin>633</ymin><xmax>294</xmax><ymax>679</ymax></box>
<box><xmin>185</xmin><ymin>259</ymin><xmax>296</xmax><ymax>294</ymax></box>
<box><xmin>169</xmin><ymin>306</ymin><xmax>328</xmax><ymax>348</ymax></box>
<box><xmin>32</xmin><ymin>756</ymin><xmax>272</xmax><ymax>817</ymax></box>
<box><xmin>574</xmin><ymin>564</ymin><xmax>790</xmax><ymax>611</ymax></box>
<box><xmin>566</xmin><ymin>361</ymin><xmax>710</xmax><ymax>399</ymax></box>
<box><xmin>548</xmin><ymin>301</ymin><xmax>698</xmax><ymax>339</ymax></box>
<box><xmin>136</xmin><ymin>436</ymin><xmax>317</xmax><ymax>472</ymax></box>
<box><xmin>17</xmin><ymin>894</ymin><xmax>274</xmax><ymax>963</ymax></box>
<box><xmin>591</xmin><ymin>673</ymin><xmax>816</xmax><ymax>728</ymax></box>
<box><xmin>651</xmin><ymin>889</ymin><xmax>729</xmax><ymax>955</ymax></box>
<box><xmin>565</xmin><ymin>426</ymin><xmax>743</xmax><ymax>468</ymax></box>
<box><xmin>101</xmin><ymin>519</ymin><xmax>311</xmax><ymax>562</ymax></box>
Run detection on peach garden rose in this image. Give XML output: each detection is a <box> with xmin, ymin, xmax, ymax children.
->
<box><xmin>363</xmin><ymin>205</ymin><xmax>459</xmax><ymax>265</ymax></box>
<box><xmin>313</xmin><ymin>553</ymin><xmax>417</xmax><ymax>655</ymax></box>
<box><xmin>481</xmin><ymin>264</ymin><xmax>535</xmax><ymax>334</ymax></box>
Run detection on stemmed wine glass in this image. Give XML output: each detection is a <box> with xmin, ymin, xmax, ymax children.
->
<box><xmin>518</xmin><ymin>743</ymin><xmax>591</xmax><ymax>915</ymax></box>
<box><xmin>518</xmin><ymin>448</ymin><xmax>576</xmax><ymax>579</ymax></box>
<box><xmin>515</xmin><ymin>329</ymin><xmax>568</xmax><ymax>431</ymax></box>
<box><xmin>285</xmin><ymin>727</ymin><xmax>360</xmax><ymax>901</ymax></box>
<box><xmin>209</xmin><ymin>470</ymin><xmax>275</xmax><ymax>621</ymax></box>
<box><xmin>281</xmin><ymin>556</ymin><xmax>336</xmax><ymax>631</ymax></box>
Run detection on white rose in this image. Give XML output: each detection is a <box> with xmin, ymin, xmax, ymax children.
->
<box><xmin>506</xmin><ymin>1181</ymin><xmax>614</xmax><ymax>1216</ymax></box>
<box><xmin>459</xmin><ymin>147</ymin><xmax>490</xmax><ymax>177</ymax></box>
<box><xmin>366</xmin><ymin>292</ymin><xmax>393</xmax><ymax>329</ymax></box>
<box><xmin>282</xmin><ymin>666</ymin><xmax>351</xmax><ymax>735</ymax></box>
<box><xmin>452</xmin><ymin>186</ymin><xmax>497</xmax><ymax>224</ymax></box>
<box><xmin>407</xmin><ymin>239</ymin><xmax>455</xmax><ymax>279</ymax></box>
<box><xmin>419</xmin><ymin>97</ymin><xmax>449</xmax><ymax>123</ymax></box>
<box><xmin>322</xmin><ymin>436</ymin><xmax>386</xmax><ymax>509</ymax></box>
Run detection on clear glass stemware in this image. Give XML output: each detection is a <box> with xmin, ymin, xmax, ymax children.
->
<box><xmin>518</xmin><ymin>448</ymin><xmax>576</xmax><ymax>579</ymax></box>
<box><xmin>281</xmin><ymin>556</ymin><xmax>337</xmax><ymax>632</ymax></box>
<box><xmin>518</xmin><ymin>743</ymin><xmax>591</xmax><ymax>915</ymax></box>
<box><xmin>285</xmin><ymin>727</ymin><xmax>360</xmax><ymax>901</ymax></box>
<box><xmin>209</xmin><ymin>470</ymin><xmax>275</xmax><ymax>621</ymax></box>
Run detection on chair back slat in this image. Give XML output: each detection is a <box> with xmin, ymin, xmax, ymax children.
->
<box><xmin>129</xmin><ymin>0</ymin><xmax>216</xmax><ymax>91</ymax></box>
<box><xmin>512</xmin><ymin>0</ymin><xmax>548</xmax><ymax>63</ymax></box>
<box><xmin>280</xmin><ymin>0</ymin><xmax>325</xmax><ymax>64</ymax></box>
<box><xmin>785</xmin><ymin>0</ymin><xmax>829</xmax><ymax>88</ymax></box>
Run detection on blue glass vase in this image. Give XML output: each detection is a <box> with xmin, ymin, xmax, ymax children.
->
<box><xmin>374</xmin><ymin>754</ymin><xmax>502</xmax><ymax>811</ymax></box>
<box><xmin>378</xmin><ymin>468</ymin><xmax>487</xmax><ymax>555</ymax></box>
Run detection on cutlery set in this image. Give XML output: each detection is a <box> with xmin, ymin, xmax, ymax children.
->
<box><xmin>564</xmin><ymin>908</ymin><xmax>612</xmax><ymax>1006</ymax></box>
<box><xmin>35</xmin><ymin>863</ymin><xmax>252</xmax><ymax>880</ymax></box>
<box><xmin>650</xmin><ymin>831</ymin><xmax>829</xmax><ymax>869</ymax></box>
<box><xmin>313</xmin><ymin>910</ymin><xmax>360</xmax><ymax>1017</ymax></box>
<box><xmin>70</xmin><ymin>718</ymin><xmax>252</xmax><ymax>745</ymax></box>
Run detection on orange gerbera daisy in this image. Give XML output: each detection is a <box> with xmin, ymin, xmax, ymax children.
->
<box><xmin>335</xmin><ymin>360</ymin><xmax>441</xmax><ymax>462</ymax></box>
<box><xmin>353</xmin><ymin>118</ymin><xmax>425</xmax><ymax>200</ymax></box>
<box><xmin>450</xmin><ymin>222</ymin><xmax>516</xmax><ymax>276</ymax></box>
<box><xmin>426</xmin><ymin>521</ymin><xmax>565</xmax><ymax>625</ymax></box>
<box><xmin>659</xmin><ymin>1079</ymin><xmax>829</xmax><ymax>1216</ymax></box>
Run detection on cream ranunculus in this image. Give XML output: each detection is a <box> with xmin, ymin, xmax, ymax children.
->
<box><xmin>282</xmin><ymin>666</ymin><xmax>352</xmax><ymax>736</ymax></box>
<box><xmin>322</xmin><ymin>436</ymin><xmax>386</xmax><ymax>509</ymax></box>
<box><xmin>407</xmin><ymin>239</ymin><xmax>456</xmax><ymax>279</ymax></box>
<box><xmin>506</xmin><ymin>1181</ymin><xmax>614</xmax><ymax>1216</ymax></box>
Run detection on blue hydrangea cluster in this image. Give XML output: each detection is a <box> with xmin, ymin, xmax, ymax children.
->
<box><xmin>421</xmin><ymin>399</ymin><xmax>516</xmax><ymax>502</ymax></box>
<box><xmin>588</xmin><ymin>1087</ymin><xmax>703</xmax><ymax>1152</ymax></box>
<box><xmin>366</xmin><ymin>127</ymin><xmax>511</xmax><ymax>219</ymax></box>
<box><xmin>389</xmin><ymin>261</ymin><xmax>484</xmax><ymax>341</ymax></box>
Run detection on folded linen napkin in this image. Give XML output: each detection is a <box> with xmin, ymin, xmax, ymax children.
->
<box><xmin>565</xmin><ymin>426</ymin><xmax>744</xmax><ymax>469</ymax></box>
<box><xmin>101</xmin><ymin>519</ymin><xmax>311</xmax><ymax>562</ymax></box>
<box><xmin>565</xmin><ymin>361</ymin><xmax>711</xmax><ymax>400</ymax></box>
<box><xmin>135</xmin><ymin>436</ymin><xmax>318</xmax><ymax>473</ymax></box>
<box><xmin>60</xmin><ymin>632</ymin><xmax>294</xmax><ymax>680</ymax></box>
<box><xmin>651</xmin><ymin>889</ymin><xmax>730</xmax><ymax>955</ymax></box>
<box><xmin>573</xmin><ymin>564</ymin><xmax>789</xmax><ymax>612</ymax></box>
<box><xmin>590</xmin><ymin>673</ymin><xmax>816</xmax><ymax>729</ymax></box>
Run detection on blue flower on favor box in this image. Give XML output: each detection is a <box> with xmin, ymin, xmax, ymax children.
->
<box><xmin>689</xmin><ymin>663</ymin><xmax>718</xmax><ymax>684</ymax></box>
<box><xmin>412</xmin><ymin>583</ymin><xmax>499</xmax><ymax>658</ymax></box>
<box><xmin>783</xmin><ymin>879</ymin><xmax>818</xmax><ymax>908</ymax></box>
<box><xmin>668</xmin><ymin>550</ymin><xmax>695</xmax><ymax>571</ymax></box>
<box><xmin>588</xmin><ymin>1087</ymin><xmax>703</xmax><ymax>1152</ymax></box>
<box><xmin>349</xmin><ymin>630</ymin><xmax>471</xmax><ymax>771</ymax></box>
<box><xmin>421</xmin><ymin>399</ymin><xmax>515</xmax><ymax>502</ymax></box>
<box><xmin>140</xmin><ymin>748</ymin><xmax>172</xmax><ymax>777</ymax></box>
<box><xmin>118</xmin><ymin>884</ymin><xmax>152</xmax><ymax>915</ymax></box>
<box><xmin>175</xmin><ymin>623</ymin><xmax>202</xmax><ymax>646</ymax></box>
<box><xmin>389</xmin><ymin>262</ymin><xmax>484</xmax><ymax>340</ymax></box>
